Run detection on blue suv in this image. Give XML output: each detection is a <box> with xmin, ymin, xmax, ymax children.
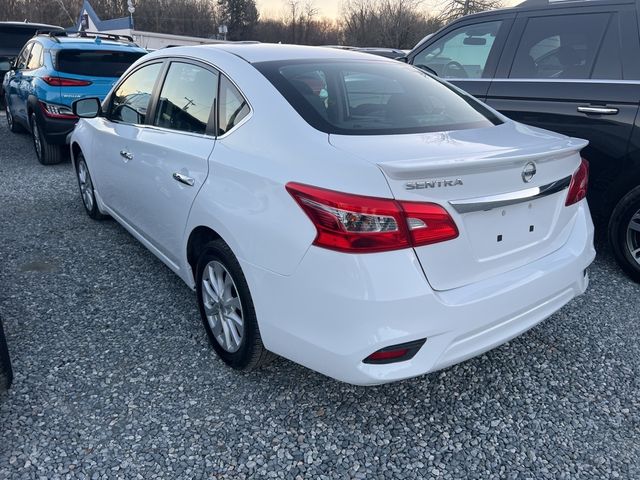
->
<box><xmin>3</xmin><ymin>31</ymin><xmax>146</xmax><ymax>164</ymax></box>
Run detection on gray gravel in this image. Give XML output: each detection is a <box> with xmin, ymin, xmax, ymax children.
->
<box><xmin>1</xmin><ymin>116</ymin><xmax>639</xmax><ymax>480</ymax></box>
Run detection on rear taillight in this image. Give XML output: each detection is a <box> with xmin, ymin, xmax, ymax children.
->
<box><xmin>39</xmin><ymin>101</ymin><xmax>77</xmax><ymax>119</ymax></box>
<box><xmin>42</xmin><ymin>76</ymin><xmax>92</xmax><ymax>87</ymax></box>
<box><xmin>565</xmin><ymin>158</ymin><xmax>589</xmax><ymax>206</ymax></box>
<box><xmin>286</xmin><ymin>182</ymin><xmax>458</xmax><ymax>253</ymax></box>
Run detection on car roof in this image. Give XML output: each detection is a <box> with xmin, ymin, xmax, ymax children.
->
<box><xmin>38</xmin><ymin>35</ymin><xmax>146</xmax><ymax>52</ymax></box>
<box><xmin>455</xmin><ymin>0</ymin><xmax>636</xmax><ymax>21</ymax></box>
<box><xmin>184</xmin><ymin>43</ymin><xmax>396</xmax><ymax>64</ymax></box>
<box><xmin>0</xmin><ymin>21</ymin><xmax>64</xmax><ymax>30</ymax></box>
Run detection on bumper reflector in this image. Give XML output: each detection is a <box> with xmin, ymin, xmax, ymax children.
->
<box><xmin>363</xmin><ymin>338</ymin><xmax>426</xmax><ymax>365</ymax></box>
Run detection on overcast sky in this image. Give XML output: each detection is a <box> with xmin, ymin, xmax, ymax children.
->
<box><xmin>256</xmin><ymin>0</ymin><xmax>521</xmax><ymax>20</ymax></box>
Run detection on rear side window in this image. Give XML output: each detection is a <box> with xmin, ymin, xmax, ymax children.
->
<box><xmin>154</xmin><ymin>62</ymin><xmax>217</xmax><ymax>135</ymax></box>
<box><xmin>509</xmin><ymin>13</ymin><xmax>620</xmax><ymax>80</ymax></box>
<box><xmin>26</xmin><ymin>42</ymin><xmax>43</xmax><ymax>69</ymax></box>
<box><xmin>256</xmin><ymin>59</ymin><xmax>501</xmax><ymax>136</ymax></box>
<box><xmin>56</xmin><ymin>50</ymin><xmax>146</xmax><ymax>78</ymax></box>
<box><xmin>412</xmin><ymin>21</ymin><xmax>503</xmax><ymax>79</ymax></box>
<box><xmin>109</xmin><ymin>62</ymin><xmax>162</xmax><ymax>125</ymax></box>
<box><xmin>15</xmin><ymin>43</ymin><xmax>32</xmax><ymax>69</ymax></box>
<box><xmin>218</xmin><ymin>75</ymin><xmax>250</xmax><ymax>135</ymax></box>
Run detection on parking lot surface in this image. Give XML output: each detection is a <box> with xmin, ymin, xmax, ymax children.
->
<box><xmin>0</xmin><ymin>117</ymin><xmax>639</xmax><ymax>479</ymax></box>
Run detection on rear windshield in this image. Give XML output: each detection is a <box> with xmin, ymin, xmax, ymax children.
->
<box><xmin>56</xmin><ymin>50</ymin><xmax>146</xmax><ymax>77</ymax></box>
<box><xmin>255</xmin><ymin>59</ymin><xmax>502</xmax><ymax>135</ymax></box>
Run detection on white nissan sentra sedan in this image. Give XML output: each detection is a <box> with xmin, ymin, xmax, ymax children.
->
<box><xmin>69</xmin><ymin>44</ymin><xmax>595</xmax><ymax>385</ymax></box>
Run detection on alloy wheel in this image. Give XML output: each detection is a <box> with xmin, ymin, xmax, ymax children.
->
<box><xmin>77</xmin><ymin>160</ymin><xmax>95</xmax><ymax>212</ymax></box>
<box><xmin>5</xmin><ymin>105</ymin><xmax>13</xmax><ymax>129</ymax></box>
<box><xmin>626</xmin><ymin>210</ymin><xmax>640</xmax><ymax>266</ymax></box>
<box><xmin>201</xmin><ymin>260</ymin><xmax>244</xmax><ymax>353</ymax></box>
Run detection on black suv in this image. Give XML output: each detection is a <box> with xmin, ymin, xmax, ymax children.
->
<box><xmin>406</xmin><ymin>0</ymin><xmax>640</xmax><ymax>281</ymax></box>
<box><xmin>0</xmin><ymin>22</ymin><xmax>64</xmax><ymax>108</ymax></box>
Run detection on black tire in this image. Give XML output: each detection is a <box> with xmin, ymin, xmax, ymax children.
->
<box><xmin>0</xmin><ymin>316</ymin><xmax>13</xmax><ymax>394</ymax></box>
<box><xmin>609</xmin><ymin>185</ymin><xmax>640</xmax><ymax>282</ymax></box>
<box><xmin>5</xmin><ymin>100</ymin><xmax>24</xmax><ymax>133</ymax></box>
<box><xmin>75</xmin><ymin>152</ymin><xmax>108</xmax><ymax>220</ymax></box>
<box><xmin>30</xmin><ymin>112</ymin><xmax>62</xmax><ymax>165</ymax></box>
<box><xmin>196</xmin><ymin>239</ymin><xmax>274</xmax><ymax>371</ymax></box>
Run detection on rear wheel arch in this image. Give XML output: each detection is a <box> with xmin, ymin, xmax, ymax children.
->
<box><xmin>187</xmin><ymin>226</ymin><xmax>224</xmax><ymax>277</ymax></box>
<box><xmin>26</xmin><ymin>95</ymin><xmax>39</xmax><ymax>123</ymax></box>
<box><xmin>605</xmin><ymin>167</ymin><xmax>640</xmax><ymax>215</ymax></box>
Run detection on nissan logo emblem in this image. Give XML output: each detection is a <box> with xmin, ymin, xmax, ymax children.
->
<box><xmin>522</xmin><ymin>162</ymin><xmax>537</xmax><ymax>183</ymax></box>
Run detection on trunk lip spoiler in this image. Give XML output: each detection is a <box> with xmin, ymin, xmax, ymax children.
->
<box><xmin>449</xmin><ymin>175</ymin><xmax>572</xmax><ymax>214</ymax></box>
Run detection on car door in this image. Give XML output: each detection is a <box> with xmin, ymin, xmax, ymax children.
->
<box><xmin>485</xmin><ymin>4</ymin><xmax>640</xmax><ymax>216</ymax></box>
<box><xmin>408</xmin><ymin>13</ymin><xmax>514</xmax><ymax>100</ymax></box>
<box><xmin>5</xmin><ymin>41</ymin><xmax>33</xmax><ymax>125</ymax></box>
<box><xmin>122</xmin><ymin>60</ymin><xmax>217</xmax><ymax>264</ymax></box>
<box><xmin>90</xmin><ymin>61</ymin><xmax>164</xmax><ymax>224</ymax></box>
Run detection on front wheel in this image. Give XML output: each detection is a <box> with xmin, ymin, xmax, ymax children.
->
<box><xmin>196</xmin><ymin>240</ymin><xmax>274</xmax><ymax>371</ymax></box>
<box><xmin>609</xmin><ymin>186</ymin><xmax>640</xmax><ymax>282</ymax></box>
<box><xmin>5</xmin><ymin>100</ymin><xmax>24</xmax><ymax>133</ymax></box>
<box><xmin>30</xmin><ymin>112</ymin><xmax>62</xmax><ymax>165</ymax></box>
<box><xmin>75</xmin><ymin>153</ymin><xmax>107</xmax><ymax>220</ymax></box>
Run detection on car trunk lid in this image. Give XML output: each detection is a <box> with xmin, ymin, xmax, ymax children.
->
<box><xmin>329</xmin><ymin>122</ymin><xmax>588</xmax><ymax>291</ymax></box>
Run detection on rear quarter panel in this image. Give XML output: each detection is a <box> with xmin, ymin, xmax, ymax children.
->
<box><xmin>182</xmin><ymin>50</ymin><xmax>394</xmax><ymax>279</ymax></box>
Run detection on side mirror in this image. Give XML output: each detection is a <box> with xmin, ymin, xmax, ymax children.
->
<box><xmin>73</xmin><ymin>97</ymin><xmax>102</xmax><ymax>118</ymax></box>
<box><xmin>0</xmin><ymin>61</ymin><xmax>12</xmax><ymax>71</ymax></box>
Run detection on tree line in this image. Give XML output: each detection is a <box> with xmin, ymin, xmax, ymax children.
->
<box><xmin>0</xmin><ymin>0</ymin><xmax>502</xmax><ymax>49</ymax></box>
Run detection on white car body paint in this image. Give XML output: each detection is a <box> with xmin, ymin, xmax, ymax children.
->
<box><xmin>70</xmin><ymin>44</ymin><xmax>595</xmax><ymax>385</ymax></box>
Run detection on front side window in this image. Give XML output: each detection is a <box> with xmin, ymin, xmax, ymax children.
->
<box><xmin>509</xmin><ymin>13</ymin><xmax>612</xmax><ymax>79</ymax></box>
<box><xmin>412</xmin><ymin>21</ymin><xmax>503</xmax><ymax>79</ymax></box>
<box><xmin>218</xmin><ymin>75</ymin><xmax>250</xmax><ymax>135</ymax></box>
<box><xmin>109</xmin><ymin>62</ymin><xmax>162</xmax><ymax>125</ymax></box>
<box><xmin>153</xmin><ymin>62</ymin><xmax>217</xmax><ymax>135</ymax></box>
<box><xmin>26</xmin><ymin>42</ymin><xmax>43</xmax><ymax>69</ymax></box>
<box><xmin>256</xmin><ymin>59</ymin><xmax>501</xmax><ymax>136</ymax></box>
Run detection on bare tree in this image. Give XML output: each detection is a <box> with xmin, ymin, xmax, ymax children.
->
<box><xmin>342</xmin><ymin>0</ymin><xmax>442</xmax><ymax>49</ymax></box>
<box><xmin>438</xmin><ymin>0</ymin><xmax>503</xmax><ymax>23</ymax></box>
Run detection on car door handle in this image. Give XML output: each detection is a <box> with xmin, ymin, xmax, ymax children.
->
<box><xmin>119</xmin><ymin>150</ymin><xmax>133</xmax><ymax>161</ymax></box>
<box><xmin>577</xmin><ymin>106</ymin><xmax>619</xmax><ymax>115</ymax></box>
<box><xmin>172</xmin><ymin>172</ymin><xmax>195</xmax><ymax>186</ymax></box>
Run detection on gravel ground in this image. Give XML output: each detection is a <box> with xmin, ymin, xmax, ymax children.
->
<box><xmin>0</xmin><ymin>116</ymin><xmax>639</xmax><ymax>480</ymax></box>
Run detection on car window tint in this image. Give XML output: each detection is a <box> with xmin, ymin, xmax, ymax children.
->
<box><xmin>591</xmin><ymin>15</ymin><xmax>622</xmax><ymax>80</ymax></box>
<box><xmin>510</xmin><ymin>13</ymin><xmax>610</xmax><ymax>79</ymax></box>
<box><xmin>218</xmin><ymin>75</ymin><xmax>250</xmax><ymax>135</ymax></box>
<box><xmin>26</xmin><ymin>42</ymin><xmax>42</xmax><ymax>69</ymax></box>
<box><xmin>16</xmin><ymin>43</ymin><xmax>32</xmax><ymax>69</ymax></box>
<box><xmin>412</xmin><ymin>21</ymin><xmax>502</xmax><ymax>78</ymax></box>
<box><xmin>56</xmin><ymin>50</ymin><xmax>146</xmax><ymax>78</ymax></box>
<box><xmin>257</xmin><ymin>60</ymin><xmax>501</xmax><ymax>136</ymax></box>
<box><xmin>110</xmin><ymin>63</ymin><xmax>162</xmax><ymax>125</ymax></box>
<box><xmin>154</xmin><ymin>62</ymin><xmax>217</xmax><ymax>135</ymax></box>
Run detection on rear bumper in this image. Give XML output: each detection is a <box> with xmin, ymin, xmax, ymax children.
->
<box><xmin>244</xmin><ymin>201</ymin><xmax>595</xmax><ymax>385</ymax></box>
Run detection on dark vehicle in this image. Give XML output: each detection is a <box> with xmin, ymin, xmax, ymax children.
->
<box><xmin>405</xmin><ymin>0</ymin><xmax>640</xmax><ymax>282</ymax></box>
<box><xmin>0</xmin><ymin>22</ymin><xmax>64</xmax><ymax>108</ymax></box>
<box><xmin>0</xmin><ymin>316</ymin><xmax>12</xmax><ymax>393</ymax></box>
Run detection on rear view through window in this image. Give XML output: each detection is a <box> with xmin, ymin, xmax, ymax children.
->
<box><xmin>256</xmin><ymin>60</ymin><xmax>501</xmax><ymax>135</ymax></box>
<box><xmin>56</xmin><ymin>50</ymin><xmax>146</xmax><ymax>77</ymax></box>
